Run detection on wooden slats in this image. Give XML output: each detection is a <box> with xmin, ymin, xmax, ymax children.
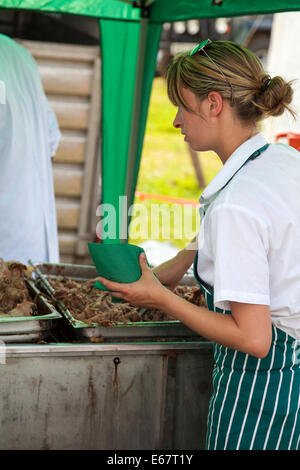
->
<box><xmin>53</xmin><ymin>165</ymin><xmax>83</xmax><ymax>197</ymax></box>
<box><xmin>19</xmin><ymin>40</ymin><xmax>99</xmax><ymax>62</ymax></box>
<box><xmin>50</xmin><ymin>98</ymin><xmax>90</xmax><ymax>130</ymax></box>
<box><xmin>21</xmin><ymin>39</ymin><xmax>101</xmax><ymax>264</ymax></box>
<box><xmin>56</xmin><ymin>199</ymin><xmax>80</xmax><ymax>230</ymax></box>
<box><xmin>39</xmin><ymin>65</ymin><xmax>93</xmax><ymax>96</ymax></box>
<box><xmin>58</xmin><ymin>232</ymin><xmax>78</xmax><ymax>253</ymax></box>
<box><xmin>54</xmin><ymin>132</ymin><xmax>86</xmax><ymax>164</ymax></box>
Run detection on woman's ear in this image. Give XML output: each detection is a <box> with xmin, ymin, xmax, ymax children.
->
<box><xmin>207</xmin><ymin>91</ymin><xmax>223</xmax><ymax>116</ymax></box>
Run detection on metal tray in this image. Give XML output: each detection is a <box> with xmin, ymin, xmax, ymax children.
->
<box><xmin>33</xmin><ymin>263</ymin><xmax>202</xmax><ymax>341</ymax></box>
<box><xmin>0</xmin><ymin>280</ymin><xmax>62</xmax><ymax>343</ymax></box>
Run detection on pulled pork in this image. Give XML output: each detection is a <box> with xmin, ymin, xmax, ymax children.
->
<box><xmin>48</xmin><ymin>276</ymin><xmax>206</xmax><ymax>327</ymax></box>
<box><xmin>0</xmin><ymin>259</ymin><xmax>36</xmax><ymax>316</ymax></box>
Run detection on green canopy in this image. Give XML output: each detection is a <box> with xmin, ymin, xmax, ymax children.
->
<box><xmin>1</xmin><ymin>1</ymin><xmax>300</xmax><ymax>21</ymax></box>
<box><xmin>0</xmin><ymin>0</ymin><xmax>300</xmax><ymax>242</ymax></box>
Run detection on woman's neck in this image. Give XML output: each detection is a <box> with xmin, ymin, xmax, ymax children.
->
<box><xmin>217</xmin><ymin>127</ymin><xmax>258</xmax><ymax>164</ymax></box>
<box><xmin>213</xmin><ymin>103</ymin><xmax>258</xmax><ymax>164</ymax></box>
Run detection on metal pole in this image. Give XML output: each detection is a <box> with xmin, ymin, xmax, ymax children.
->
<box><xmin>120</xmin><ymin>12</ymin><xmax>149</xmax><ymax>242</ymax></box>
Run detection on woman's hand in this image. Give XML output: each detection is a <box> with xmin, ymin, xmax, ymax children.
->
<box><xmin>97</xmin><ymin>252</ymin><xmax>168</xmax><ymax>310</ymax></box>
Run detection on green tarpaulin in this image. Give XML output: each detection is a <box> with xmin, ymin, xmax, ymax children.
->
<box><xmin>0</xmin><ymin>0</ymin><xmax>300</xmax><ymax>242</ymax></box>
<box><xmin>99</xmin><ymin>16</ymin><xmax>161</xmax><ymax>241</ymax></box>
<box><xmin>1</xmin><ymin>1</ymin><xmax>300</xmax><ymax>21</ymax></box>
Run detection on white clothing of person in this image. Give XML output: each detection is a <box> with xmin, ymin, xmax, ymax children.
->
<box><xmin>196</xmin><ymin>132</ymin><xmax>300</xmax><ymax>341</ymax></box>
<box><xmin>0</xmin><ymin>34</ymin><xmax>61</xmax><ymax>265</ymax></box>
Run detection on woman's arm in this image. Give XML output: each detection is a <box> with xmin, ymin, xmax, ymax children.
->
<box><xmin>158</xmin><ymin>291</ymin><xmax>272</xmax><ymax>358</ymax></box>
<box><xmin>153</xmin><ymin>236</ymin><xmax>197</xmax><ymax>290</ymax></box>
<box><xmin>98</xmin><ymin>253</ymin><xmax>272</xmax><ymax>359</ymax></box>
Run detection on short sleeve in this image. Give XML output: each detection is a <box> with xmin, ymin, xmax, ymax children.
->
<box><xmin>207</xmin><ymin>204</ymin><xmax>270</xmax><ymax>310</ymax></box>
<box><xmin>45</xmin><ymin>98</ymin><xmax>61</xmax><ymax>158</ymax></box>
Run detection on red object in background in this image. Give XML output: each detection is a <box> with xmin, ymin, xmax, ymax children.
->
<box><xmin>135</xmin><ymin>191</ymin><xmax>200</xmax><ymax>207</ymax></box>
<box><xmin>276</xmin><ymin>132</ymin><xmax>300</xmax><ymax>151</ymax></box>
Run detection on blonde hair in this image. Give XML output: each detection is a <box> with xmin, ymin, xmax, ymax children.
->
<box><xmin>167</xmin><ymin>41</ymin><xmax>296</xmax><ymax>124</ymax></box>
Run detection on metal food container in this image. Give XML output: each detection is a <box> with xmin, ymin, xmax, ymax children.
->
<box><xmin>0</xmin><ymin>280</ymin><xmax>62</xmax><ymax>343</ymax></box>
<box><xmin>33</xmin><ymin>263</ymin><xmax>203</xmax><ymax>342</ymax></box>
<box><xmin>0</xmin><ymin>341</ymin><xmax>213</xmax><ymax>450</ymax></box>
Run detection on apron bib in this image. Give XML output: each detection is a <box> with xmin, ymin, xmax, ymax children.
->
<box><xmin>194</xmin><ymin>144</ymin><xmax>300</xmax><ymax>450</ymax></box>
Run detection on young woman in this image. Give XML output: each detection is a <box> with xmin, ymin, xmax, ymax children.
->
<box><xmin>98</xmin><ymin>40</ymin><xmax>300</xmax><ymax>450</ymax></box>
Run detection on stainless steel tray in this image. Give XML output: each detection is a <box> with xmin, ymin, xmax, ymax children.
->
<box><xmin>0</xmin><ymin>280</ymin><xmax>62</xmax><ymax>343</ymax></box>
<box><xmin>33</xmin><ymin>263</ymin><xmax>202</xmax><ymax>341</ymax></box>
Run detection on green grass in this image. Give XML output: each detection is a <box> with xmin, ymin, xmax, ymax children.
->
<box><xmin>128</xmin><ymin>77</ymin><xmax>222</xmax><ymax>249</ymax></box>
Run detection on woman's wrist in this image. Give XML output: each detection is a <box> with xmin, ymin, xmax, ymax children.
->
<box><xmin>154</xmin><ymin>284</ymin><xmax>180</xmax><ymax>313</ymax></box>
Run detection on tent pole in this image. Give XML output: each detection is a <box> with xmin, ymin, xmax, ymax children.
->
<box><xmin>120</xmin><ymin>12</ymin><xmax>149</xmax><ymax>242</ymax></box>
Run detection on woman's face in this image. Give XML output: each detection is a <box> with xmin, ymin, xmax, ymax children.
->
<box><xmin>173</xmin><ymin>87</ymin><xmax>215</xmax><ymax>152</ymax></box>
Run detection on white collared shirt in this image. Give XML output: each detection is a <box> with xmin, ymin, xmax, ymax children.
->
<box><xmin>196</xmin><ymin>133</ymin><xmax>300</xmax><ymax>340</ymax></box>
<box><xmin>0</xmin><ymin>35</ymin><xmax>60</xmax><ymax>265</ymax></box>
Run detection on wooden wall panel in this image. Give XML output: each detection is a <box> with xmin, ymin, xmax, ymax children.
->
<box><xmin>53</xmin><ymin>166</ymin><xmax>83</xmax><ymax>197</ymax></box>
<box><xmin>21</xmin><ymin>40</ymin><xmax>101</xmax><ymax>264</ymax></box>
<box><xmin>56</xmin><ymin>200</ymin><xmax>80</xmax><ymax>230</ymax></box>
<box><xmin>58</xmin><ymin>232</ymin><xmax>77</xmax><ymax>253</ymax></box>
<box><xmin>39</xmin><ymin>65</ymin><xmax>92</xmax><ymax>96</ymax></box>
<box><xmin>50</xmin><ymin>99</ymin><xmax>89</xmax><ymax>130</ymax></box>
<box><xmin>54</xmin><ymin>133</ymin><xmax>86</xmax><ymax>164</ymax></box>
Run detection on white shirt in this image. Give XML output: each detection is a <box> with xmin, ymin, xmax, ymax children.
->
<box><xmin>196</xmin><ymin>133</ymin><xmax>300</xmax><ymax>340</ymax></box>
<box><xmin>0</xmin><ymin>34</ymin><xmax>61</xmax><ymax>265</ymax></box>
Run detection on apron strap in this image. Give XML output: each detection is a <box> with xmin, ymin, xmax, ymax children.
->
<box><xmin>196</xmin><ymin>143</ymin><xmax>270</xmax><ymax>293</ymax></box>
<box><xmin>200</xmin><ymin>143</ymin><xmax>270</xmax><ymax>219</ymax></box>
<box><xmin>222</xmin><ymin>143</ymin><xmax>269</xmax><ymax>192</ymax></box>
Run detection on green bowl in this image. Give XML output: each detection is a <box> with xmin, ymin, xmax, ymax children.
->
<box><xmin>88</xmin><ymin>243</ymin><xmax>147</xmax><ymax>302</ymax></box>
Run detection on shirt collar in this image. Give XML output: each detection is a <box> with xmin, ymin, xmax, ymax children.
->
<box><xmin>200</xmin><ymin>133</ymin><xmax>268</xmax><ymax>203</ymax></box>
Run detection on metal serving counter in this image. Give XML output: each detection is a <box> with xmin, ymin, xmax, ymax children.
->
<box><xmin>0</xmin><ymin>262</ymin><xmax>214</xmax><ymax>450</ymax></box>
<box><xmin>0</xmin><ymin>341</ymin><xmax>213</xmax><ymax>450</ymax></box>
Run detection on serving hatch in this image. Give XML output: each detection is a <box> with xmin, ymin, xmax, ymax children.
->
<box><xmin>32</xmin><ymin>263</ymin><xmax>205</xmax><ymax>342</ymax></box>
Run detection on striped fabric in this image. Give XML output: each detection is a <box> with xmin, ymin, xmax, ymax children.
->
<box><xmin>193</xmin><ymin>255</ymin><xmax>300</xmax><ymax>450</ymax></box>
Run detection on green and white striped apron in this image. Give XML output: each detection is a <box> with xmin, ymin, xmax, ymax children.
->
<box><xmin>194</xmin><ymin>144</ymin><xmax>300</xmax><ymax>450</ymax></box>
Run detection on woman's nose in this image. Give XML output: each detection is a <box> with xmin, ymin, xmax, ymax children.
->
<box><xmin>173</xmin><ymin>110</ymin><xmax>182</xmax><ymax>128</ymax></box>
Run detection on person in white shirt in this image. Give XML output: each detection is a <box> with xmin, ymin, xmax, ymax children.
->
<box><xmin>97</xmin><ymin>40</ymin><xmax>300</xmax><ymax>450</ymax></box>
<box><xmin>0</xmin><ymin>34</ymin><xmax>60</xmax><ymax>265</ymax></box>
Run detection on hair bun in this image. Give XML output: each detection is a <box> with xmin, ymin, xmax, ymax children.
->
<box><xmin>255</xmin><ymin>76</ymin><xmax>296</xmax><ymax>118</ymax></box>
